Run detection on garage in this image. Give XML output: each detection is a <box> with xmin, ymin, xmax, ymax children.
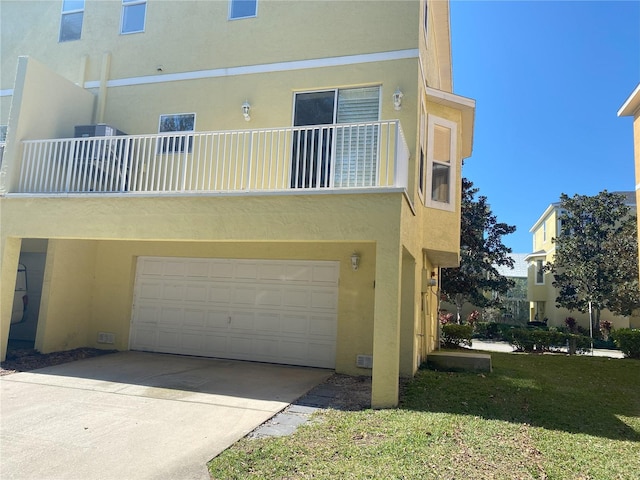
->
<box><xmin>130</xmin><ymin>257</ymin><xmax>339</xmax><ymax>368</ymax></box>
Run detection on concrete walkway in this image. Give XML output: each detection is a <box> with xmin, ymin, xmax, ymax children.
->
<box><xmin>0</xmin><ymin>351</ymin><xmax>331</xmax><ymax>480</ymax></box>
<box><xmin>469</xmin><ymin>339</ymin><xmax>625</xmax><ymax>358</ymax></box>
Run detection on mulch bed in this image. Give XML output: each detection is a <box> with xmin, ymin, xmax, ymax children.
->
<box><xmin>1</xmin><ymin>347</ymin><xmax>116</xmax><ymax>376</ymax></box>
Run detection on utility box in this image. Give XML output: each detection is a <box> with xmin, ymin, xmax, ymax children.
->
<box><xmin>74</xmin><ymin>124</ymin><xmax>127</xmax><ymax>138</ymax></box>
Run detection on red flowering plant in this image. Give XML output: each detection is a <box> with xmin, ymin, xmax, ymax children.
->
<box><xmin>467</xmin><ymin>310</ymin><xmax>481</xmax><ymax>327</ymax></box>
<box><xmin>600</xmin><ymin>320</ymin><xmax>613</xmax><ymax>340</ymax></box>
<box><xmin>439</xmin><ymin>311</ymin><xmax>454</xmax><ymax>325</ymax></box>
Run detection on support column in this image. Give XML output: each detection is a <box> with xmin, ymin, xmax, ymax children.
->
<box><xmin>371</xmin><ymin>239</ymin><xmax>403</xmax><ymax>408</ymax></box>
<box><xmin>0</xmin><ymin>236</ymin><xmax>22</xmax><ymax>361</ymax></box>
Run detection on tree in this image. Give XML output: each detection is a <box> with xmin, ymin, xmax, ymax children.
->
<box><xmin>546</xmin><ymin>191</ymin><xmax>640</xmax><ymax>334</ymax></box>
<box><xmin>441</xmin><ymin>178</ymin><xmax>516</xmax><ymax>322</ymax></box>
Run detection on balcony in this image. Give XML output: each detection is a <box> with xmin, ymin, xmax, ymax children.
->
<box><xmin>14</xmin><ymin>121</ymin><xmax>409</xmax><ymax>195</ymax></box>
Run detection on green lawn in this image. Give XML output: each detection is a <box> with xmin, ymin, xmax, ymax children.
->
<box><xmin>208</xmin><ymin>353</ymin><xmax>640</xmax><ymax>479</ymax></box>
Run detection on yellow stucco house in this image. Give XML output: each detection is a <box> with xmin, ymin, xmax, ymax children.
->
<box><xmin>618</xmin><ymin>83</ymin><xmax>640</xmax><ymax>285</ymax></box>
<box><xmin>0</xmin><ymin>0</ymin><xmax>475</xmax><ymax>408</ymax></box>
<box><xmin>526</xmin><ymin>193</ymin><xmax>638</xmax><ymax>330</ymax></box>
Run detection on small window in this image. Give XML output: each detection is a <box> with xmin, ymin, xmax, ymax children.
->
<box><xmin>542</xmin><ymin>221</ymin><xmax>547</xmax><ymax>242</ymax></box>
<box><xmin>229</xmin><ymin>0</ymin><xmax>257</xmax><ymax>19</ymax></box>
<box><xmin>425</xmin><ymin>115</ymin><xmax>457</xmax><ymax>210</ymax></box>
<box><xmin>0</xmin><ymin>125</ymin><xmax>7</xmax><ymax>143</ymax></box>
<box><xmin>418</xmin><ymin>107</ymin><xmax>426</xmax><ymax>199</ymax></box>
<box><xmin>535</xmin><ymin>260</ymin><xmax>544</xmax><ymax>285</ymax></box>
<box><xmin>158</xmin><ymin>113</ymin><xmax>195</xmax><ymax>154</ymax></box>
<box><xmin>423</xmin><ymin>1</ymin><xmax>428</xmax><ymax>42</ymax></box>
<box><xmin>59</xmin><ymin>0</ymin><xmax>84</xmax><ymax>42</ymax></box>
<box><xmin>121</xmin><ymin>0</ymin><xmax>147</xmax><ymax>34</ymax></box>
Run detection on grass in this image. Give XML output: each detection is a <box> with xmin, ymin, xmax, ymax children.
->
<box><xmin>208</xmin><ymin>352</ymin><xmax>640</xmax><ymax>479</ymax></box>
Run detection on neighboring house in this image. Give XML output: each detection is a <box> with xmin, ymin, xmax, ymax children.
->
<box><xmin>440</xmin><ymin>253</ymin><xmax>529</xmax><ymax>324</ymax></box>
<box><xmin>526</xmin><ymin>193</ymin><xmax>638</xmax><ymax>330</ymax></box>
<box><xmin>0</xmin><ymin>0</ymin><xmax>475</xmax><ymax>408</ymax></box>
<box><xmin>618</xmin><ymin>83</ymin><xmax>640</xmax><ymax>286</ymax></box>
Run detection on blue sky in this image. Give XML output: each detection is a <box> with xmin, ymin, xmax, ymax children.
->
<box><xmin>450</xmin><ymin>0</ymin><xmax>640</xmax><ymax>254</ymax></box>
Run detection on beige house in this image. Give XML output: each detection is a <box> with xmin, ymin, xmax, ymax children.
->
<box><xmin>0</xmin><ymin>0</ymin><xmax>475</xmax><ymax>408</ymax></box>
<box><xmin>618</xmin><ymin>83</ymin><xmax>640</xmax><ymax>285</ymax></box>
<box><xmin>526</xmin><ymin>193</ymin><xmax>638</xmax><ymax>330</ymax></box>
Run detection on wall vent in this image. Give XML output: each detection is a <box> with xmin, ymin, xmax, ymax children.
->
<box><xmin>356</xmin><ymin>354</ymin><xmax>373</xmax><ymax>369</ymax></box>
<box><xmin>97</xmin><ymin>332</ymin><xmax>115</xmax><ymax>344</ymax></box>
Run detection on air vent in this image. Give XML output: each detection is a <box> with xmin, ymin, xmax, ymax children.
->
<box><xmin>97</xmin><ymin>332</ymin><xmax>115</xmax><ymax>344</ymax></box>
<box><xmin>356</xmin><ymin>354</ymin><xmax>373</xmax><ymax>369</ymax></box>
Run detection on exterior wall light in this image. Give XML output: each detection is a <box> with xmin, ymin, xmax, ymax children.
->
<box><xmin>351</xmin><ymin>253</ymin><xmax>360</xmax><ymax>271</ymax></box>
<box><xmin>392</xmin><ymin>88</ymin><xmax>403</xmax><ymax>111</ymax></box>
<box><xmin>242</xmin><ymin>101</ymin><xmax>251</xmax><ymax>121</ymax></box>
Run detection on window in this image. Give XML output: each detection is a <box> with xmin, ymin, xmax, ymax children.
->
<box><xmin>423</xmin><ymin>0</ymin><xmax>428</xmax><ymax>42</ymax></box>
<box><xmin>535</xmin><ymin>259</ymin><xmax>544</xmax><ymax>285</ymax></box>
<box><xmin>121</xmin><ymin>0</ymin><xmax>146</xmax><ymax>34</ymax></box>
<box><xmin>292</xmin><ymin>86</ymin><xmax>380</xmax><ymax>188</ymax></box>
<box><xmin>59</xmin><ymin>0</ymin><xmax>84</xmax><ymax>42</ymax></box>
<box><xmin>0</xmin><ymin>125</ymin><xmax>7</xmax><ymax>143</ymax></box>
<box><xmin>418</xmin><ymin>107</ymin><xmax>426</xmax><ymax>199</ymax></box>
<box><xmin>542</xmin><ymin>221</ymin><xmax>547</xmax><ymax>242</ymax></box>
<box><xmin>425</xmin><ymin>115</ymin><xmax>457</xmax><ymax>210</ymax></box>
<box><xmin>158</xmin><ymin>113</ymin><xmax>195</xmax><ymax>154</ymax></box>
<box><xmin>229</xmin><ymin>0</ymin><xmax>257</xmax><ymax>19</ymax></box>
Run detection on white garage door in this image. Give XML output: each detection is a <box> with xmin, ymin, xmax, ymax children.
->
<box><xmin>130</xmin><ymin>257</ymin><xmax>339</xmax><ymax>368</ymax></box>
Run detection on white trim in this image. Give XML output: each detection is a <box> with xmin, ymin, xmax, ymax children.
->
<box><xmin>83</xmin><ymin>49</ymin><xmax>419</xmax><ymax>89</ymax></box>
<box><xmin>0</xmin><ymin>89</ymin><xmax>13</xmax><ymax>97</ymax></box>
<box><xmin>636</xmin><ymin>183</ymin><xmax>640</xmax><ymax>191</ymax></box>
<box><xmin>618</xmin><ymin>83</ymin><xmax>640</xmax><ymax>117</ymax></box>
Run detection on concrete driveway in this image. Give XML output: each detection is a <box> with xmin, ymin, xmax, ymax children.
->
<box><xmin>0</xmin><ymin>351</ymin><xmax>332</xmax><ymax>480</ymax></box>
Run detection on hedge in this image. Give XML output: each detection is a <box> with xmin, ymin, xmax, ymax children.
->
<box><xmin>441</xmin><ymin>324</ymin><xmax>473</xmax><ymax>348</ymax></box>
<box><xmin>611</xmin><ymin>329</ymin><xmax>640</xmax><ymax>359</ymax></box>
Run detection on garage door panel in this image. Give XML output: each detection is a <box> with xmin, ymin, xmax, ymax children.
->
<box><xmin>131</xmin><ymin>257</ymin><xmax>338</xmax><ymax>368</ymax></box>
<box><xmin>184</xmin><ymin>309</ymin><xmax>206</xmax><ymax>327</ymax></box>
<box><xmin>138</xmin><ymin>281</ymin><xmax>163</xmax><ymax>300</ymax></box>
<box><xmin>208</xmin><ymin>284</ymin><xmax>232</xmax><ymax>304</ymax></box>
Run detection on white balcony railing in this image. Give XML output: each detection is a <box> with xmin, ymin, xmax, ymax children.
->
<box><xmin>16</xmin><ymin>121</ymin><xmax>409</xmax><ymax>195</ymax></box>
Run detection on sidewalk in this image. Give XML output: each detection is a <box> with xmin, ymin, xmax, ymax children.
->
<box><xmin>469</xmin><ymin>339</ymin><xmax>625</xmax><ymax>359</ymax></box>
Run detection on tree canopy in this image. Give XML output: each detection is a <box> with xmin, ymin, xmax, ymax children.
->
<box><xmin>441</xmin><ymin>178</ymin><xmax>516</xmax><ymax>322</ymax></box>
<box><xmin>546</xmin><ymin>191</ymin><xmax>639</xmax><ymax>333</ymax></box>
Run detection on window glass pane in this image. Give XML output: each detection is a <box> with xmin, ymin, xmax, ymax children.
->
<box><xmin>122</xmin><ymin>2</ymin><xmax>146</xmax><ymax>33</ymax></box>
<box><xmin>431</xmin><ymin>163</ymin><xmax>449</xmax><ymax>202</ymax></box>
<box><xmin>158</xmin><ymin>114</ymin><xmax>195</xmax><ymax>154</ymax></box>
<box><xmin>60</xmin><ymin>11</ymin><xmax>83</xmax><ymax>41</ymax></box>
<box><xmin>0</xmin><ymin>125</ymin><xmax>7</xmax><ymax>143</ymax></box>
<box><xmin>230</xmin><ymin>0</ymin><xmax>257</xmax><ymax>19</ymax></box>
<box><xmin>294</xmin><ymin>91</ymin><xmax>335</xmax><ymax>126</ymax></box>
<box><xmin>433</xmin><ymin>124</ymin><xmax>451</xmax><ymax>163</ymax></box>
<box><xmin>62</xmin><ymin>0</ymin><xmax>84</xmax><ymax>12</ymax></box>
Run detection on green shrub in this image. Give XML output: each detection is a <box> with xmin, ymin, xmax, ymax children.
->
<box><xmin>441</xmin><ymin>324</ymin><xmax>473</xmax><ymax>348</ymax></box>
<box><xmin>507</xmin><ymin>328</ymin><xmax>591</xmax><ymax>354</ymax></box>
<box><xmin>611</xmin><ymin>329</ymin><xmax>640</xmax><ymax>359</ymax></box>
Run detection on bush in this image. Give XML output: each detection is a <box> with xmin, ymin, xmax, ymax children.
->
<box><xmin>507</xmin><ymin>328</ymin><xmax>591</xmax><ymax>354</ymax></box>
<box><xmin>611</xmin><ymin>329</ymin><xmax>640</xmax><ymax>359</ymax></box>
<box><xmin>441</xmin><ymin>324</ymin><xmax>473</xmax><ymax>348</ymax></box>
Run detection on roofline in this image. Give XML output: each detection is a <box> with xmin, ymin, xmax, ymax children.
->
<box><xmin>618</xmin><ymin>83</ymin><xmax>640</xmax><ymax>117</ymax></box>
<box><xmin>529</xmin><ymin>203</ymin><xmax>559</xmax><ymax>233</ymax></box>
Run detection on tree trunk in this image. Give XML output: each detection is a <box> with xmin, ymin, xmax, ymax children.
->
<box><xmin>455</xmin><ymin>294</ymin><xmax>464</xmax><ymax>324</ymax></box>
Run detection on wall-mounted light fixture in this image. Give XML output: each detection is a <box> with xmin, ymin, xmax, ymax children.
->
<box><xmin>351</xmin><ymin>253</ymin><xmax>360</xmax><ymax>271</ymax></box>
<box><xmin>429</xmin><ymin>271</ymin><xmax>438</xmax><ymax>286</ymax></box>
<box><xmin>242</xmin><ymin>101</ymin><xmax>251</xmax><ymax>121</ymax></box>
<box><xmin>392</xmin><ymin>87</ymin><xmax>403</xmax><ymax>111</ymax></box>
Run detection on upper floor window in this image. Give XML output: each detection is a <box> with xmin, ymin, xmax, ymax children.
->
<box><xmin>535</xmin><ymin>259</ymin><xmax>544</xmax><ymax>284</ymax></box>
<box><xmin>158</xmin><ymin>113</ymin><xmax>195</xmax><ymax>154</ymax></box>
<box><xmin>542</xmin><ymin>221</ymin><xmax>547</xmax><ymax>242</ymax></box>
<box><xmin>121</xmin><ymin>0</ymin><xmax>147</xmax><ymax>34</ymax></box>
<box><xmin>425</xmin><ymin>115</ymin><xmax>457</xmax><ymax>210</ymax></box>
<box><xmin>418</xmin><ymin>107</ymin><xmax>426</xmax><ymax>200</ymax></box>
<box><xmin>59</xmin><ymin>0</ymin><xmax>84</xmax><ymax>42</ymax></box>
<box><xmin>229</xmin><ymin>0</ymin><xmax>257</xmax><ymax>20</ymax></box>
<box><xmin>423</xmin><ymin>1</ymin><xmax>428</xmax><ymax>42</ymax></box>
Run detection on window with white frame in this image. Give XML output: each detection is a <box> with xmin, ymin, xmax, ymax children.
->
<box><xmin>425</xmin><ymin>115</ymin><xmax>457</xmax><ymax>210</ymax></box>
<box><xmin>59</xmin><ymin>0</ymin><xmax>84</xmax><ymax>42</ymax></box>
<box><xmin>535</xmin><ymin>259</ymin><xmax>544</xmax><ymax>284</ymax></box>
<box><xmin>121</xmin><ymin>0</ymin><xmax>146</xmax><ymax>34</ymax></box>
<box><xmin>158</xmin><ymin>113</ymin><xmax>195</xmax><ymax>154</ymax></box>
<box><xmin>229</xmin><ymin>0</ymin><xmax>257</xmax><ymax>20</ymax></box>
